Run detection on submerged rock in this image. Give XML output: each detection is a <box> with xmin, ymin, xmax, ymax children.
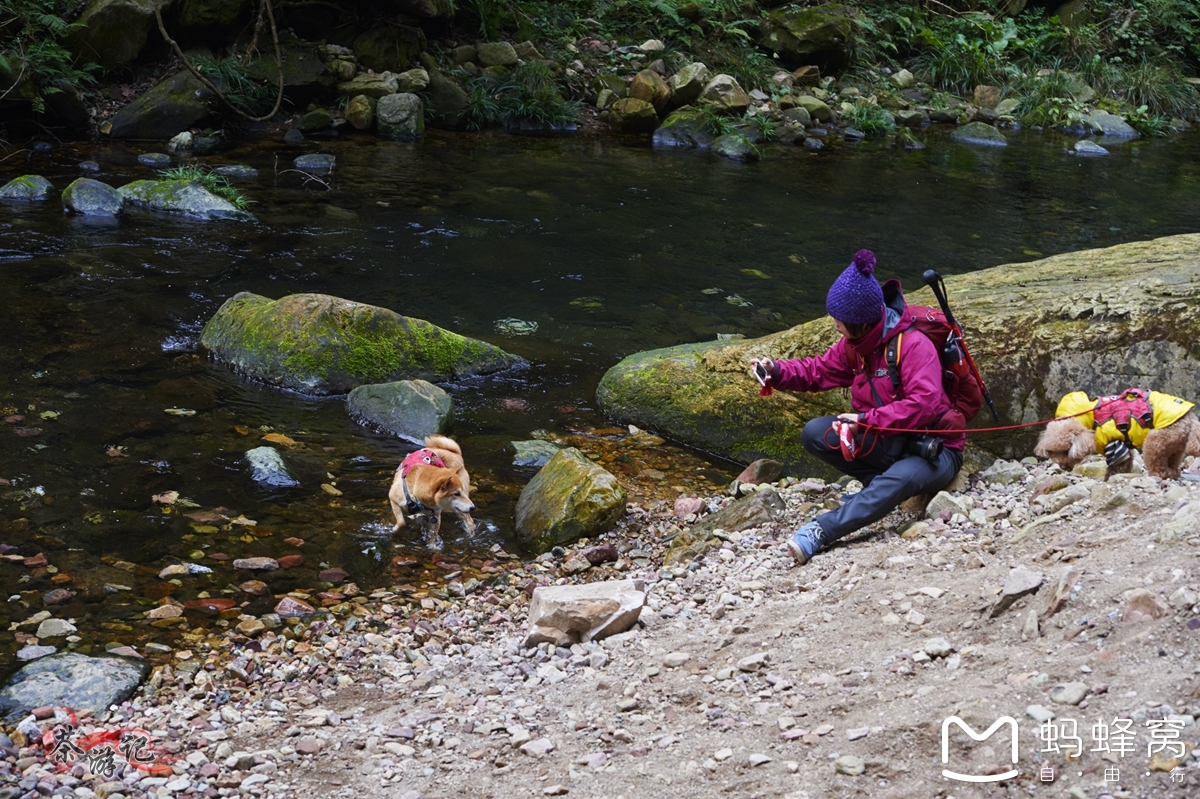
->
<box><xmin>0</xmin><ymin>175</ymin><xmax>53</xmax><ymax>201</ymax></box>
<box><xmin>1072</xmin><ymin>140</ymin><xmax>1109</xmax><ymax>156</ymax></box>
<box><xmin>118</xmin><ymin>179</ymin><xmax>255</xmax><ymax>222</ymax></box>
<box><xmin>713</xmin><ymin>133</ymin><xmax>759</xmax><ymax>161</ymax></box>
<box><xmin>346</xmin><ymin>379</ymin><xmax>452</xmax><ymax>441</ymax></box>
<box><xmin>0</xmin><ymin>652</ymin><xmax>148</xmax><ymax>722</ymax></box>
<box><xmin>515</xmin><ymin>448</ymin><xmax>626</xmax><ymax>552</ymax></box>
<box><xmin>951</xmin><ymin>121</ymin><xmax>1007</xmax><ymax>147</ymax></box>
<box><xmin>62</xmin><ymin>178</ymin><xmax>123</xmax><ymax>216</ymax></box>
<box><xmin>245</xmin><ymin>446</ymin><xmax>299</xmax><ymax>488</ymax></box>
<box><xmin>214</xmin><ymin>165</ymin><xmax>258</xmax><ymax>178</ymax></box>
<box><xmin>294</xmin><ymin>153</ymin><xmax>335</xmax><ymax>173</ymax></box>
<box><xmin>200</xmin><ymin>292</ymin><xmax>521</xmax><ymax>395</ymax></box>
<box><xmin>596</xmin><ymin>234</ymin><xmax>1200</xmax><ymax>466</ymax></box>
<box><xmin>512</xmin><ymin>439</ymin><xmax>564</xmax><ymax>468</ymax></box>
<box><xmin>136</xmin><ymin>152</ymin><xmax>170</xmax><ymax>166</ymax></box>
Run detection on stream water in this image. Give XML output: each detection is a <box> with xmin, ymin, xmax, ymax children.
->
<box><xmin>2</xmin><ymin>126</ymin><xmax>1200</xmax><ymax>674</ymax></box>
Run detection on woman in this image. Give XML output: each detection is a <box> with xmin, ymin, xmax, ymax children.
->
<box><xmin>751</xmin><ymin>250</ymin><xmax>964</xmax><ymax>565</ymax></box>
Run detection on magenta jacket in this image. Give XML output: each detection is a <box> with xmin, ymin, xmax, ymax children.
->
<box><xmin>771</xmin><ymin>280</ymin><xmax>965</xmax><ymax>450</ymax></box>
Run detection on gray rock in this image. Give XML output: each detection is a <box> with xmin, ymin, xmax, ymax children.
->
<box><xmin>1049</xmin><ymin>682</ymin><xmax>1089</xmax><ymax>706</ymax></box>
<box><xmin>698</xmin><ymin>74</ymin><xmax>750</xmax><ymax>114</ymax></box>
<box><xmin>107</xmin><ymin>71</ymin><xmax>216</xmax><ymax>140</ymax></box>
<box><xmin>712</xmin><ymin>133</ymin><xmax>759</xmax><ymax>161</ymax></box>
<box><xmin>990</xmin><ymin>565</ymin><xmax>1045</xmax><ymax>617</ymax></box>
<box><xmin>376</xmin><ymin>93</ymin><xmax>425</xmax><ymax>141</ymax></box>
<box><xmin>35</xmin><ymin>619</ymin><xmax>77</xmax><ymax>638</ymax></box>
<box><xmin>515</xmin><ymin>448</ymin><xmax>626</xmax><ymax>551</ymax></box>
<box><xmin>393</xmin><ymin>68</ymin><xmax>429</xmax><ymax>93</ymax></box>
<box><xmin>951</xmin><ymin>121</ymin><xmax>1007</xmax><ymax>147</ymax></box>
<box><xmin>64</xmin><ymin>0</ymin><xmax>160</xmax><ymax>70</ymax></box>
<box><xmin>293</xmin><ymin>108</ymin><xmax>334</xmax><ymax>132</ymax></box>
<box><xmin>337</xmin><ymin>72</ymin><xmax>400</xmax><ymax>99</ymax></box>
<box><xmin>61</xmin><ymin>178</ymin><xmax>123</xmax><ymax>216</ymax></box>
<box><xmin>424</xmin><ymin>71</ymin><xmax>470</xmax><ymax>129</ymax></box>
<box><xmin>979</xmin><ymin>459</ymin><xmax>1026</xmax><ymax>485</ymax></box>
<box><xmin>137</xmin><ymin>152</ymin><xmax>171</xmax><ymax>167</ymax></box>
<box><xmin>1037</xmin><ymin>482</ymin><xmax>1089</xmax><ymax>513</ymax></box>
<box><xmin>293</xmin><ymin>154</ymin><xmax>335</xmax><ymax>174</ymax></box>
<box><xmin>1156</xmin><ymin>502</ymin><xmax>1200</xmax><ymax>545</ymax></box>
<box><xmin>1026</xmin><ymin>704</ymin><xmax>1056</xmax><ymax>723</ymax></box>
<box><xmin>894</xmin><ymin>108</ymin><xmax>927</xmax><ymax>127</ymax></box>
<box><xmin>0</xmin><ymin>652</ymin><xmax>148</xmax><ymax>721</ymax></box>
<box><xmin>79</xmin><ymin>161</ymin><xmax>101</xmax><ymax>172</ymax></box>
<box><xmin>760</xmin><ymin>5</ymin><xmax>853</xmax><ymax>68</ymax></box>
<box><xmin>0</xmin><ymin>175</ymin><xmax>53</xmax><ymax>201</ymax></box>
<box><xmin>793</xmin><ymin>95</ymin><xmax>832</xmax><ymax>122</ymax></box>
<box><xmin>118</xmin><ymin>179</ymin><xmax>254</xmax><ymax>222</ymax></box>
<box><xmin>345</xmin><ymin>94</ymin><xmax>377</xmax><ymax>130</ymax></box>
<box><xmin>666</xmin><ymin>488</ymin><xmax>786</xmax><ymax>565</ymax></box>
<box><xmin>478</xmin><ymin>42</ymin><xmax>519</xmax><ymax>68</ymax></box>
<box><xmin>346</xmin><ymin>380</ymin><xmax>452</xmax><ymax>441</ymax></box>
<box><xmin>16</xmin><ymin>645</ymin><xmax>57</xmax><ymax>661</ymax></box>
<box><xmin>245</xmin><ymin>446</ymin><xmax>299</xmax><ymax>488</ymax></box>
<box><xmin>667</xmin><ymin>63</ymin><xmax>709</xmax><ymax>106</ymax></box>
<box><xmin>1085</xmin><ymin>110</ymin><xmax>1137</xmax><ymax>139</ymax></box>
<box><xmin>925</xmin><ymin>491</ymin><xmax>966</xmax><ymax>519</ymax></box>
<box><xmin>1072</xmin><ymin>140</ymin><xmax>1109</xmax><ymax>156</ymax></box>
<box><xmin>525</xmin><ymin>579</ymin><xmax>645</xmax><ymax>646</ymax></box>
<box><xmin>213</xmin><ymin>165</ymin><xmax>258</xmax><ymax>178</ymax></box>
<box><xmin>512</xmin><ymin>440</ymin><xmax>564</xmax><ymax>468</ymax></box>
<box><xmin>922</xmin><ymin>637</ymin><xmax>954</xmax><ymax>658</ymax></box>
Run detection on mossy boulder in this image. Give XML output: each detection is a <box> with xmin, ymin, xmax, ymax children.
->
<box><xmin>177</xmin><ymin>0</ymin><xmax>248</xmax><ymax>36</ymax></box>
<box><xmin>760</xmin><ymin>4</ymin><xmax>854</xmax><ymax>68</ymax></box>
<box><xmin>66</xmin><ymin>0</ymin><xmax>167</xmax><ymax>70</ymax></box>
<box><xmin>629</xmin><ymin>69</ymin><xmax>670</xmax><ymax>112</ymax></box>
<box><xmin>107</xmin><ymin>71</ymin><xmax>216</xmax><ymax>140</ymax></box>
<box><xmin>424</xmin><ymin>70</ymin><xmax>470</xmax><ymax>129</ymax></box>
<box><xmin>514</xmin><ymin>448</ymin><xmax>626</xmax><ymax>552</ymax></box>
<box><xmin>608</xmin><ymin>98</ymin><xmax>659</xmax><ymax>133</ymax></box>
<box><xmin>777</xmin><ymin>9</ymin><xmax>853</xmax><ymax>57</ymax></box>
<box><xmin>346</xmin><ymin>379</ymin><xmax>452</xmax><ymax>441</ymax></box>
<box><xmin>353</xmin><ymin>24</ymin><xmax>427</xmax><ymax>74</ymax></box>
<box><xmin>62</xmin><ymin>178</ymin><xmax>123</xmax><ymax>216</ymax></box>
<box><xmin>597</xmin><ymin>234</ymin><xmax>1200</xmax><ymax>469</ymax></box>
<box><xmin>245</xmin><ymin>38</ymin><xmax>336</xmax><ymax>104</ymax></box>
<box><xmin>0</xmin><ymin>175</ymin><xmax>53</xmax><ymax>201</ymax></box>
<box><xmin>652</xmin><ymin>106</ymin><xmax>717</xmax><ymax>149</ymax></box>
<box><xmin>118</xmin><ymin>179</ymin><xmax>255</xmax><ymax>222</ymax></box>
<box><xmin>668</xmin><ymin>62</ymin><xmax>709</xmax><ymax>107</ymax></box>
<box><xmin>345</xmin><ymin>95</ymin><xmax>377</xmax><ymax>130</ymax></box>
<box><xmin>200</xmin><ymin>292</ymin><xmax>522</xmax><ymax>396</ymax></box>
<box><xmin>793</xmin><ymin>95</ymin><xmax>832</xmax><ymax>122</ymax></box>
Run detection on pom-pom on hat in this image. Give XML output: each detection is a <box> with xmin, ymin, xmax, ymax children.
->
<box><xmin>826</xmin><ymin>249</ymin><xmax>885</xmax><ymax>325</ymax></box>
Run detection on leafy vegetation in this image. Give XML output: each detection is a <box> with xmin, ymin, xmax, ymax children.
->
<box><xmin>845</xmin><ymin>99</ymin><xmax>895</xmax><ymax>134</ymax></box>
<box><xmin>193</xmin><ymin>57</ymin><xmax>276</xmax><ymax>116</ymax></box>
<box><xmin>0</xmin><ymin>0</ymin><xmax>98</xmax><ymax>114</ymax></box>
<box><xmin>462</xmin><ymin>62</ymin><xmax>580</xmax><ymax>129</ymax></box>
<box><xmin>159</xmin><ymin>165</ymin><xmax>254</xmax><ymax>210</ymax></box>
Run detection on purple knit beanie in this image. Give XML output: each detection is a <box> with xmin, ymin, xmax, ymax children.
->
<box><xmin>826</xmin><ymin>249</ymin><xmax>884</xmax><ymax>325</ymax></box>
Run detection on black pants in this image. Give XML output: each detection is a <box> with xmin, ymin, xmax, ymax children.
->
<box><xmin>801</xmin><ymin>415</ymin><xmax>963</xmax><ymax>546</ymax></box>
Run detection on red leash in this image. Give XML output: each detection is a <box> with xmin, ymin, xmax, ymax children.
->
<box><xmin>860</xmin><ymin>404</ymin><xmax>1117</xmax><ymax>437</ymax></box>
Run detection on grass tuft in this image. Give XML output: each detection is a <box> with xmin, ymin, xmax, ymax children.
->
<box><xmin>159</xmin><ymin>165</ymin><xmax>254</xmax><ymax>211</ymax></box>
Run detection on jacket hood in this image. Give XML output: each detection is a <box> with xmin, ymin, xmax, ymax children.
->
<box><xmin>1055</xmin><ymin>391</ymin><xmax>1095</xmax><ymax>427</ymax></box>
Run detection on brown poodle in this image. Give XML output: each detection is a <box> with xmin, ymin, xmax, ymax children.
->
<box><xmin>1035</xmin><ymin>411</ymin><xmax>1200</xmax><ymax>480</ymax></box>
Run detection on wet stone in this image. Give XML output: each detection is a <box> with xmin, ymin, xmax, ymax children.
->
<box><xmin>233</xmin><ymin>557</ymin><xmax>279</xmax><ymax>571</ymax></box>
<box><xmin>137</xmin><ymin>153</ymin><xmax>171</xmax><ymax>166</ymax></box>
<box><xmin>294</xmin><ymin>154</ymin><xmax>336</xmax><ymax>174</ymax></box>
<box><xmin>42</xmin><ymin>589</ymin><xmax>72</xmax><ymax>605</ymax></box>
<box><xmin>318</xmin><ymin>568</ymin><xmax>349</xmax><ymax>584</ymax></box>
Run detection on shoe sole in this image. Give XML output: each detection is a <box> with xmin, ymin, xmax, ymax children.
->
<box><xmin>785</xmin><ymin>538</ymin><xmax>808</xmax><ymax>566</ymax></box>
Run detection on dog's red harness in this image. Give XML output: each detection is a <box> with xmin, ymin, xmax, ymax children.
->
<box><xmin>1090</xmin><ymin>387</ymin><xmax>1155</xmax><ymax>440</ymax></box>
<box><xmin>400</xmin><ymin>448</ymin><xmax>446</xmax><ymax>477</ymax></box>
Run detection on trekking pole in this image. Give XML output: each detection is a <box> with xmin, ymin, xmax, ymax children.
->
<box><xmin>923</xmin><ymin>270</ymin><xmax>1001</xmax><ymax>422</ymax></box>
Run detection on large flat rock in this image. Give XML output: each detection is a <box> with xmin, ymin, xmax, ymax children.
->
<box><xmin>200</xmin><ymin>292</ymin><xmax>522</xmax><ymax>396</ymax></box>
<box><xmin>597</xmin><ymin>234</ymin><xmax>1200</xmax><ymax>467</ymax></box>
<box><xmin>0</xmin><ymin>652</ymin><xmax>148</xmax><ymax>721</ymax></box>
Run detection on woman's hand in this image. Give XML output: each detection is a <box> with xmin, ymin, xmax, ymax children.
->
<box><xmin>750</xmin><ymin>358</ymin><xmax>775</xmax><ymax>386</ymax></box>
<box><xmin>836</xmin><ymin>413</ymin><xmax>861</xmax><ymax>435</ymax></box>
